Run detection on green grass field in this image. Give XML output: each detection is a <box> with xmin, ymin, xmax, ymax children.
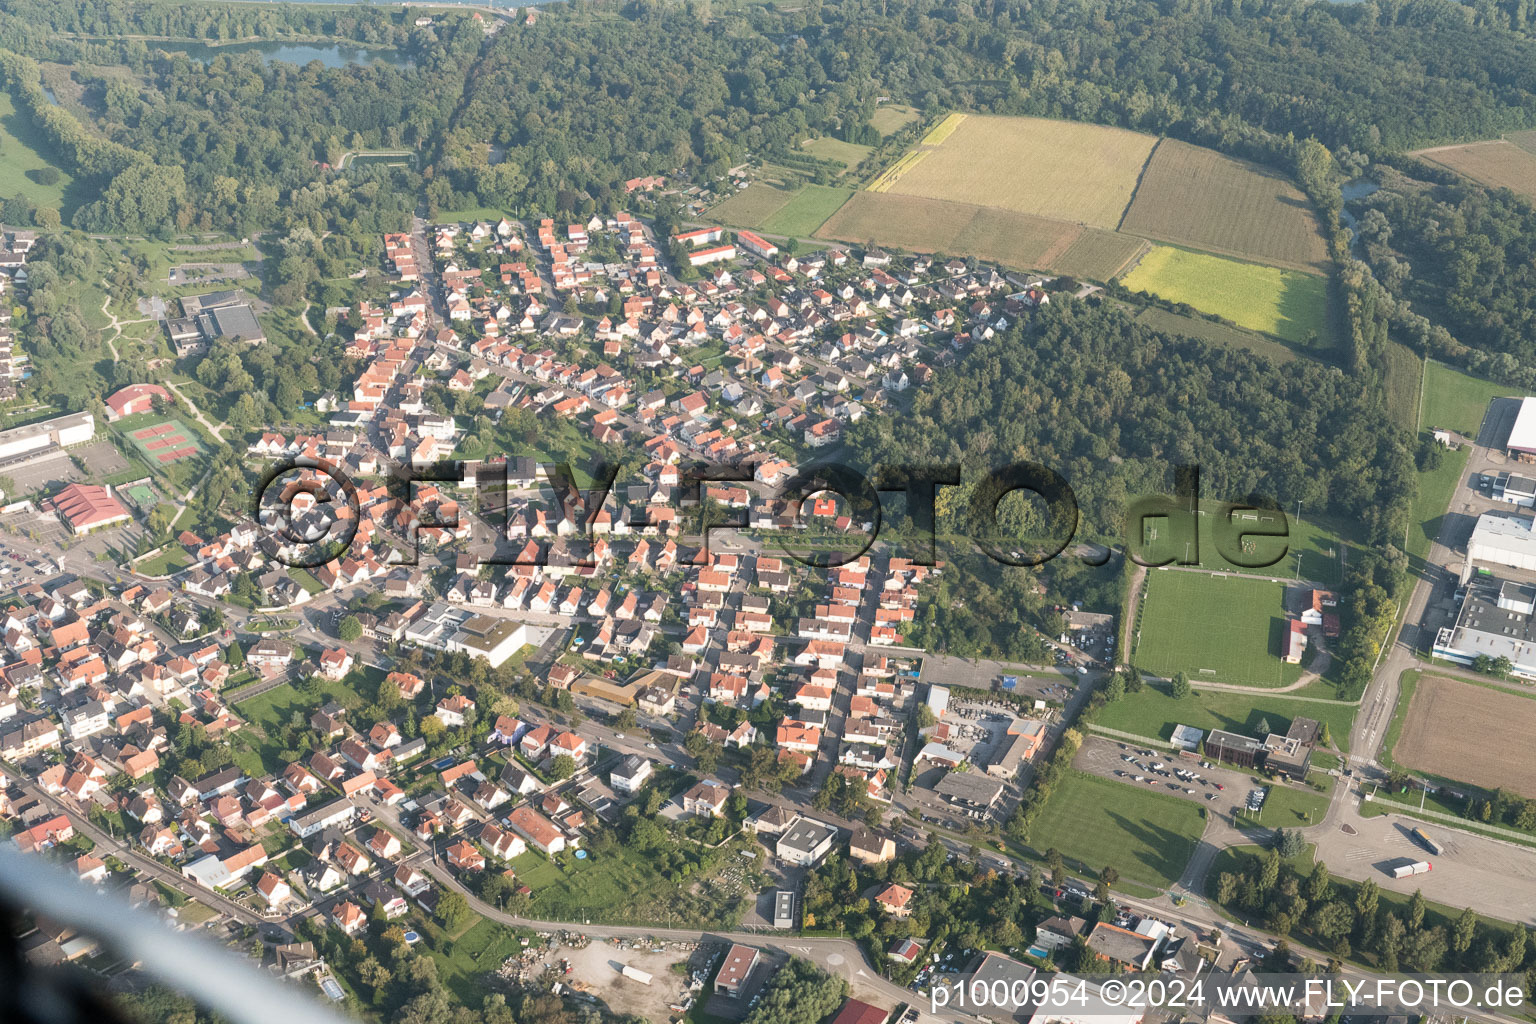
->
<box><xmin>1024</xmin><ymin>772</ymin><xmax>1205</xmax><ymax>889</ymax></box>
<box><xmin>762</xmin><ymin>185</ymin><xmax>853</xmax><ymax>237</ymax></box>
<box><xmin>1407</xmin><ymin>440</ymin><xmax>1469</xmax><ymax>564</ymax></box>
<box><xmin>1133</xmin><ymin>571</ymin><xmax>1305</xmax><ymax>687</ymax></box>
<box><xmin>1133</xmin><ymin>499</ymin><xmax>1356</xmax><ymax>585</ymax></box>
<box><xmin>1092</xmin><ymin>683</ymin><xmax>1355</xmax><ymax>753</ymax></box>
<box><xmin>871</xmin><ymin>104</ymin><xmax>921</xmax><ymax>136</ymax></box>
<box><xmin>709</xmin><ymin>182</ymin><xmax>795</xmax><ymax>228</ymax></box>
<box><xmin>1237</xmin><ymin>778</ymin><xmax>1332</xmax><ymax>828</ymax></box>
<box><xmin>1120</xmin><ymin>245</ymin><xmax>1331</xmax><ymax>346</ymax></box>
<box><xmin>0</xmin><ymin>89</ymin><xmax>74</xmax><ymax>213</ymax></box>
<box><xmin>1421</xmin><ymin>358</ymin><xmax>1509</xmax><ymax>437</ymax></box>
<box><xmin>800</xmin><ymin>137</ymin><xmax>873</xmax><ymax>173</ymax></box>
<box><xmin>1135</xmin><ymin>307</ymin><xmax>1301</xmax><ymax>363</ymax></box>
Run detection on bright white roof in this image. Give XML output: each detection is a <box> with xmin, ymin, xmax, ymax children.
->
<box><xmin>1509</xmin><ymin>396</ymin><xmax>1536</xmax><ymax>454</ymax></box>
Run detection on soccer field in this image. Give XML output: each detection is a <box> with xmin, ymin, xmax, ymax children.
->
<box><xmin>1025</xmin><ymin>772</ymin><xmax>1204</xmax><ymax>889</ymax></box>
<box><xmin>1133</xmin><ymin>571</ymin><xmax>1304</xmax><ymax>687</ymax></box>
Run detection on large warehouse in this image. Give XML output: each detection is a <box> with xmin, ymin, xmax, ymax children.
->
<box><xmin>0</xmin><ymin>410</ymin><xmax>94</xmax><ymax>463</ymax></box>
<box><xmin>1509</xmin><ymin>396</ymin><xmax>1536</xmax><ymax>461</ymax></box>
<box><xmin>1467</xmin><ymin>511</ymin><xmax>1536</xmax><ymax>575</ymax></box>
<box><xmin>1434</xmin><ymin>578</ymin><xmax>1536</xmax><ymax>679</ymax></box>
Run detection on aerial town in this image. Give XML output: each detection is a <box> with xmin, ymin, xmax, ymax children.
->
<box><xmin>4</xmin><ymin>3</ymin><xmax>1536</xmax><ymax>1024</ymax></box>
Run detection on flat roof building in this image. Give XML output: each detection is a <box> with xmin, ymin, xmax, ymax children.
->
<box><xmin>1508</xmin><ymin>397</ymin><xmax>1536</xmax><ymax>460</ymax></box>
<box><xmin>1204</xmin><ymin>729</ymin><xmax>1268</xmax><ymax>770</ymax></box>
<box><xmin>934</xmin><ymin>769</ymin><xmax>1005</xmax><ymax>810</ymax></box>
<box><xmin>1434</xmin><ymin>576</ymin><xmax>1536</xmax><ymax>679</ymax></box>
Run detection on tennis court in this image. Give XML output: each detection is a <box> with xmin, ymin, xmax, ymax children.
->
<box><xmin>124</xmin><ymin>420</ymin><xmax>203</xmax><ymax>465</ymax></box>
<box><xmin>119</xmin><ymin>481</ymin><xmax>161</xmax><ymax>510</ymax></box>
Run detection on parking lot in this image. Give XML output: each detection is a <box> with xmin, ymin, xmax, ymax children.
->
<box><xmin>1075</xmin><ymin>735</ymin><xmax>1255</xmax><ymax>816</ymax></box>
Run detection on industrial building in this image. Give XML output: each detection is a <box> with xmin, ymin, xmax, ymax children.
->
<box><xmin>1467</xmin><ymin>511</ymin><xmax>1536</xmax><ymax>574</ymax></box>
<box><xmin>1508</xmin><ymin>396</ymin><xmax>1536</xmax><ymax>462</ymax></box>
<box><xmin>1434</xmin><ymin>577</ymin><xmax>1536</xmax><ymax>679</ymax></box>
<box><xmin>0</xmin><ymin>411</ymin><xmax>94</xmax><ymax>464</ymax></box>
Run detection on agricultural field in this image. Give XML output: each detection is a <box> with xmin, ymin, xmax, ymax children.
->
<box><xmin>818</xmin><ymin>191</ymin><xmax>1140</xmax><ymax>278</ymax></box>
<box><xmin>761</xmin><ymin>185</ymin><xmax>853</xmax><ymax>237</ymax></box>
<box><xmin>1132</xmin><ymin>571</ymin><xmax>1306</xmax><ymax>687</ymax></box>
<box><xmin>0</xmin><ymin>89</ymin><xmax>74</xmax><ymax>213</ymax></box>
<box><xmin>1415</xmin><ymin>139</ymin><xmax>1536</xmax><ymax>201</ymax></box>
<box><xmin>871</xmin><ymin>103</ymin><xmax>921</xmax><ymax>136</ymax></box>
<box><xmin>1384</xmin><ymin>341</ymin><xmax>1423</xmax><ymax>434</ymax></box>
<box><xmin>1050</xmin><ymin>230</ymin><xmax>1149</xmax><ymax>282</ymax></box>
<box><xmin>1024</xmin><ymin>771</ymin><xmax>1205</xmax><ymax>889</ymax></box>
<box><xmin>799</xmin><ymin>136</ymin><xmax>872</xmax><ymax>174</ymax></box>
<box><xmin>1093</xmin><ymin>683</ymin><xmax>1355</xmax><ymax>753</ymax></box>
<box><xmin>879</xmin><ymin>114</ymin><xmax>1155</xmax><ymax>228</ymax></box>
<box><xmin>1394</xmin><ymin>674</ymin><xmax>1536</xmax><ymax>798</ymax></box>
<box><xmin>1119</xmin><ymin>245</ymin><xmax>1331</xmax><ymax>346</ymax></box>
<box><xmin>1421</xmin><ymin>358</ymin><xmax>1510</xmax><ymax>438</ymax></box>
<box><xmin>1118</xmin><ymin>140</ymin><xmax>1331</xmax><ymax>272</ymax></box>
<box><xmin>709</xmin><ymin>182</ymin><xmax>796</xmax><ymax>228</ymax></box>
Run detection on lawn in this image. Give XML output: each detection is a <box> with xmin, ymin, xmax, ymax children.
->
<box><xmin>507</xmin><ymin>836</ymin><xmax>757</xmax><ymax>927</ymax></box>
<box><xmin>1024</xmin><ymin>772</ymin><xmax>1205</xmax><ymax>889</ymax></box>
<box><xmin>1237</xmin><ymin>778</ymin><xmax>1332</xmax><ymax>828</ymax></box>
<box><xmin>1420</xmin><ymin>358</ymin><xmax>1510</xmax><ymax>438</ymax></box>
<box><xmin>799</xmin><ymin>137</ymin><xmax>873</xmax><ymax>173</ymax></box>
<box><xmin>1119</xmin><ymin>245</ymin><xmax>1331</xmax><ymax>346</ymax></box>
<box><xmin>287</xmin><ymin>567</ymin><xmax>326</xmax><ymax>595</ymax></box>
<box><xmin>1406</xmin><ymin>439</ymin><xmax>1468</xmax><ymax>564</ymax></box>
<box><xmin>761</xmin><ymin>185</ymin><xmax>853</xmax><ymax>237</ymax></box>
<box><xmin>709</xmin><ymin>182</ymin><xmax>796</xmax><ymax>229</ymax></box>
<box><xmin>1132</xmin><ymin>570</ymin><xmax>1306</xmax><ymax>687</ymax></box>
<box><xmin>135</xmin><ymin>545</ymin><xmax>191</xmax><ymax>577</ymax></box>
<box><xmin>871</xmin><ymin>104</ymin><xmax>921</xmax><ymax>136</ymax></box>
<box><xmin>233</xmin><ymin>671</ymin><xmax>376</xmax><ymax>771</ymax></box>
<box><xmin>0</xmin><ymin>89</ymin><xmax>74</xmax><ymax>213</ymax></box>
<box><xmin>880</xmin><ymin>114</ymin><xmax>1155</xmax><ymax>228</ymax></box>
<box><xmin>421</xmin><ymin>915</ymin><xmax>532</xmax><ymax>1006</ymax></box>
<box><xmin>1091</xmin><ymin>682</ymin><xmax>1356</xmax><ymax>753</ymax></box>
<box><xmin>1132</xmin><ymin>499</ymin><xmax>1357</xmax><ymax>585</ymax></box>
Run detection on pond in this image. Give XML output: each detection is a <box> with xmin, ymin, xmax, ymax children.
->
<box><xmin>151</xmin><ymin>41</ymin><xmax>412</xmax><ymax>70</ymax></box>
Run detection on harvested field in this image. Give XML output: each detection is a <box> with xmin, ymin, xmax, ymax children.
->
<box><xmin>1507</xmin><ymin>130</ymin><xmax>1536</xmax><ymax>156</ymax></box>
<box><xmin>818</xmin><ymin>191</ymin><xmax>1114</xmax><ymax>274</ymax></box>
<box><xmin>709</xmin><ymin>183</ymin><xmax>795</xmax><ymax>228</ymax></box>
<box><xmin>881</xmin><ymin>114</ymin><xmax>1155</xmax><ymax>228</ymax></box>
<box><xmin>1052</xmin><ymin>230</ymin><xmax>1149</xmax><ymax>282</ymax></box>
<box><xmin>1415</xmin><ymin>139</ymin><xmax>1536</xmax><ymax>201</ymax></box>
<box><xmin>1118</xmin><ymin>139</ymin><xmax>1331</xmax><ymax>273</ymax></box>
<box><xmin>1395</xmin><ymin>675</ymin><xmax>1536</xmax><ymax>798</ymax></box>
